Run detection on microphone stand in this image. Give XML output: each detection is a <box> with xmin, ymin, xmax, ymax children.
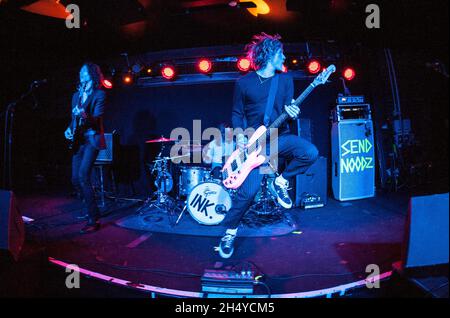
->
<box><xmin>2</xmin><ymin>82</ymin><xmax>39</xmax><ymax>189</ymax></box>
<box><xmin>339</xmin><ymin>77</ymin><xmax>352</xmax><ymax>96</ymax></box>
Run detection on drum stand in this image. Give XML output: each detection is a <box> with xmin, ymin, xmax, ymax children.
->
<box><xmin>174</xmin><ymin>203</ymin><xmax>187</xmax><ymax>225</ymax></box>
<box><xmin>248</xmin><ymin>174</ymin><xmax>281</xmax><ymax>215</ymax></box>
<box><xmin>136</xmin><ymin>181</ymin><xmax>178</xmax><ymax>215</ymax></box>
<box><xmin>137</xmin><ymin>146</ymin><xmax>178</xmax><ymax>215</ymax></box>
<box><xmin>246</xmin><ymin>161</ymin><xmax>294</xmax><ymax>227</ymax></box>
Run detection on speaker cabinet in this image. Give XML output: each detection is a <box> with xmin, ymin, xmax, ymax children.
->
<box><xmin>0</xmin><ymin>190</ymin><xmax>25</xmax><ymax>261</ymax></box>
<box><xmin>331</xmin><ymin>120</ymin><xmax>376</xmax><ymax>201</ymax></box>
<box><xmin>403</xmin><ymin>193</ymin><xmax>449</xmax><ymax>269</ymax></box>
<box><xmin>96</xmin><ymin>132</ymin><xmax>119</xmax><ymax>163</ymax></box>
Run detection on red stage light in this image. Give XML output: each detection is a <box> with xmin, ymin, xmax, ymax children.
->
<box><xmin>102</xmin><ymin>79</ymin><xmax>113</xmax><ymax>89</ymax></box>
<box><xmin>343</xmin><ymin>67</ymin><xmax>356</xmax><ymax>81</ymax></box>
<box><xmin>198</xmin><ymin>59</ymin><xmax>212</xmax><ymax>73</ymax></box>
<box><xmin>282</xmin><ymin>65</ymin><xmax>288</xmax><ymax>73</ymax></box>
<box><xmin>237</xmin><ymin>57</ymin><xmax>251</xmax><ymax>72</ymax></box>
<box><xmin>122</xmin><ymin>74</ymin><xmax>133</xmax><ymax>85</ymax></box>
<box><xmin>161</xmin><ymin>65</ymin><xmax>176</xmax><ymax>80</ymax></box>
<box><xmin>307</xmin><ymin>60</ymin><xmax>321</xmax><ymax>74</ymax></box>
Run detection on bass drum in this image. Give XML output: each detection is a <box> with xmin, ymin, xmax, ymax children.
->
<box><xmin>187</xmin><ymin>182</ymin><xmax>232</xmax><ymax>225</ymax></box>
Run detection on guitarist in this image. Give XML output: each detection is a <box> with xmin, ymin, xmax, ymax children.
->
<box><xmin>64</xmin><ymin>63</ymin><xmax>106</xmax><ymax>234</ymax></box>
<box><xmin>216</xmin><ymin>33</ymin><xmax>319</xmax><ymax>258</ymax></box>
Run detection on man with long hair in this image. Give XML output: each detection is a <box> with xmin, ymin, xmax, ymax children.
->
<box><xmin>216</xmin><ymin>33</ymin><xmax>319</xmax><ymax>258</ymax></box>
<box><xmin>64</xmin><ymin>63</ymin><xmax>106</xmax><ymax>234</ymax></box>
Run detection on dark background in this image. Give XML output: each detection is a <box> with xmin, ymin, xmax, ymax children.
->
<box><xmin>0</xmin><ymin>0</ymin><xmax>448</xmax><ymax>195</ymax></box>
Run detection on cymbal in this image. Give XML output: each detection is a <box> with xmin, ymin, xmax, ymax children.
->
<box><xmin>145</xmin><ymin>137</ymin><xmax>176</xmax><ymax>143</ymax></box>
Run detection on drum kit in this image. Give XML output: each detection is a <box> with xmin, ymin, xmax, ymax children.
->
<box><xmin>137</xmin><ymin>136</ymin><xmax>235</xmax><ymax>226</ymax></box>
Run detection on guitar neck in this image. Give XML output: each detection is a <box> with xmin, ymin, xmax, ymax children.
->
<box><xmin>268</xmin><ymin>82</ymin><xmax>316</xmax><ymax>130</ymax></box>
<box><xmin>293</xmin><ymin>83</ymin><xmax>316</xmax><ymax>107</ymax></box>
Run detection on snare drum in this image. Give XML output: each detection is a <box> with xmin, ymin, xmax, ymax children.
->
<box><xmin>178</xmin><ymin>166</ymin><xmax>210</xmax><ymax>197</ymax></box>
<box><xmin>187</xmin><ymin>181</ymin><xmax>232</xmax><ymax>225</ymax></box>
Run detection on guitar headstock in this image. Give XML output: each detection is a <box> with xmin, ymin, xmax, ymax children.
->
<box><xmin>312</xmin><ymin>64</ymin><xmax>336</xmax><ymax>87</ymax></box>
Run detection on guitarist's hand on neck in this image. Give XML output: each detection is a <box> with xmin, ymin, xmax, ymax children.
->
<box><xmin>285</xmin><ymin>99</ymin><xmax>300</xmax><ymax>119</ymax></box>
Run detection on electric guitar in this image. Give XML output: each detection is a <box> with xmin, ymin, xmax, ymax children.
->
<box><xmin>67</xmin><ymin>108</ymin><xmax>83</xmax><ymax>150</ymax></box>
<box><xmin>222</xmin><ymin>65</ymin><xmax>336</xmax><ymax>189</ymax></box>
<box><xmin>67</xmin><ymin>84</ymin><xmax>86</xmax><ymax>150</ymax></box>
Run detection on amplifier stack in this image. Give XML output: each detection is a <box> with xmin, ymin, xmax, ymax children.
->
<box><xmin>331</xmin><ymin>95</ymin><xmax>376</xmax><ymax>201</ymax></box>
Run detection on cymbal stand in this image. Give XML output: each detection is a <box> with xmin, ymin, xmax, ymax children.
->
<box><xmin>248</xmin><ymin>174</ymin><xmax>280</xmax><ymax>215</ymax></box>
<box><xmin>137</xmin><ymin>143</ymin><xmax>178</xmax><ymax>215</ymax></box>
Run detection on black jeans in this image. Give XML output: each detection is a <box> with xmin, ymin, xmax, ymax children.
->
<box><xmin>72</xmin><ymin>142</ymin><xmax>100</xmax><ymax>222</ymax></box>
<box><xmin>222</xmin><ymin>134</ymin><xmax>319</xmax><ymax>229</ymax></box>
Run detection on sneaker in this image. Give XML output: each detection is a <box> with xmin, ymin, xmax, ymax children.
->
<box><xmin>76</xmin><ymin>212</ymin><xmax>89</xmax><ymax>220</ymax></box>
<box><xmin>270</xmin><ymin>176</ymin><xmax>293</xmax><ymax>209</ymax></box>
<box><xmin>80</xmin><ymin>221</ymin><xmax>100</xmax><ymax>234</ymax></box>
<box><xmin>216</xmin><ymin>232</ymin><xmax>236</xmax><ymax>259</ymax></box>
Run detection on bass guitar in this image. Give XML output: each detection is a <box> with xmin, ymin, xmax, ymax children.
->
<box><xmin>222</xmin><ymin>65</ymin><xmax>336</xmax><ymax>189</ymax></box>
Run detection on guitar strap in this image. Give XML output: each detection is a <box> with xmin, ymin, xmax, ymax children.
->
<box><xmin>263</xmin><ymin>74</ymin><xmax>279</xmax><ymax>127</ymax></box>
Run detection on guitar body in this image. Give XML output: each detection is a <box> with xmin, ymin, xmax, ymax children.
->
<box><xmin>67</xmin><ymin>111</ymin><xmax>84</xmax><ymax>151</ymax></box>
<box><xmin>222</xmin><ymin>125</ymin><xmax>267</xmax><ymax>189</ymax></box>
<box><xmin>67</xmin><ymin>91</ymin><xmax>87</xmax><ymax>151</ymax></box>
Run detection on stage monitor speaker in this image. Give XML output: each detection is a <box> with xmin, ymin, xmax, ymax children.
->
<box><xmin>403</xmin><ymin>193</ymin><xmax>449</xmax><ymax>269</ymax></box>
<box><xmin>0</xmin><ymin>190</ymin><xmax>25</xmax><ymax>261</ymax></box>
<box><xmin>331</xmin><ymin>120</ymin><xmax>375</xmax><ymax>201</ymax></box>
<box><xmin>295</xmin><ymin>156</ymin><xmax>328</xmax><ymax>208</ymax></box>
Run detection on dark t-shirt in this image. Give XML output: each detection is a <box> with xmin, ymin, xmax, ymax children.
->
<box><xmin>232</xmin><ymin>71</ymin><xmax>294</xmax><ymax>135</ymax></box>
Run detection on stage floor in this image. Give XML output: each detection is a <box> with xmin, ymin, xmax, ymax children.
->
<box><xmin>12</xmin><ymin>190</ymin><xmax>409</xmax><ymax>297</ymax></box>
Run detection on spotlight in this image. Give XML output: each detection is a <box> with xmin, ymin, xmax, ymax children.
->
<box><xmin>197</xmin><ymin>59</ymin><xmax>212</xmax><ymax>73</ymax></box>
<box><xmin>288</xmin><ymin>57</ymin><xmax>302</xmax><ymax>70</ymax></box>
<box><xmin>122</xmin><ymin>73</ymin><xmax>133</xmax><ymax>85</ymax></box>
<box><xmin>161</xmin><ymin>65</ymin><xmax>176</xmax><ymax>80</ymax></box>
<box><xmin>131</xmin><ymin>63</ymin><xmax>143</xmax><ymax>74</ymax></box>
<box><xmin>237</xmin><ymin>57</ymin><xmax>251</xmax><ymax>72</ymax></box>
<box><xmin>307</xmin><ymin>60</ymin><xmax>321</xmax><ymax>74</ymax></box>
<box><xmin>145</xmin><ymin>67</ymin><xmax>153</xmax><ymax>76</ymax></box>
<box><xmin>343</xmin><ymin>67</ymin><xmax>356</xmax><ymax>81</ymax></box>
<box><xmin>102</xmin><ymin>79</ymin><xmax>113</xmax><ymax>89</ymax></box>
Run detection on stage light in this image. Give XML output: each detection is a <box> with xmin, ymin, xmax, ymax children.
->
<box><xmin>343</xmin><ymin>67</ymin><xmax>356</xmax><ymax>81</ymax></box>
<box><xmin>307</xmin><ymin>60</ymin><xmax>321</xmax><ymax>74</ymax></box>
<box><xmin>237</xmin><ymin>57</ymin><xmax>251</xmax><ymax>72</ymax></box>
<box><xmin>145</xmin><ymin>67</ymin><xmax>153</xmax><ymax>75</ymax></box>
<box><xmin>161</xmin><ymin>65</ymin><xmax>176</xmax><ymax>80</ymax></box>
<box><xmin>282</xmin><ymin>65</ymin><xmax>288</xmax><ymax>73</ymax></box>
<box><xmin>102</xmin><ymin>79</ymin><xmax>113</xmax><ymax>89</ymax></box>
<box><xmin>288</xmin><ymin>57</ymin><xmax>302</xmax><ymax>70</ymax></box>
<box><xmin>239</xmin><ymin>0</ymin><xmax>270</xmax><ymax>17</ymax></box>
<box><xmin>197</xmin><ymin>59</ymin><xmax>212</xmax><ymax>73</ymax></box>
<box><xmin>20</xmin><ymin>0</ymin><xmax>70</xmax><ymax>19</ymax></box>
<box><xmin>131</xmin><ymin>63</ymin><xmax>143</xmax><ymax>74</ymax></box>
<box><xmin>122</xmin><ymin>73</ymin><xmax>133</xmax><ymax>85</ymax></box>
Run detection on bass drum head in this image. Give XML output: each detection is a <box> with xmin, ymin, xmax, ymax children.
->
<box><xmin>187</xmin><ymin>182</ymin><xmax>232</xmax><ymax>225</ymax></box>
